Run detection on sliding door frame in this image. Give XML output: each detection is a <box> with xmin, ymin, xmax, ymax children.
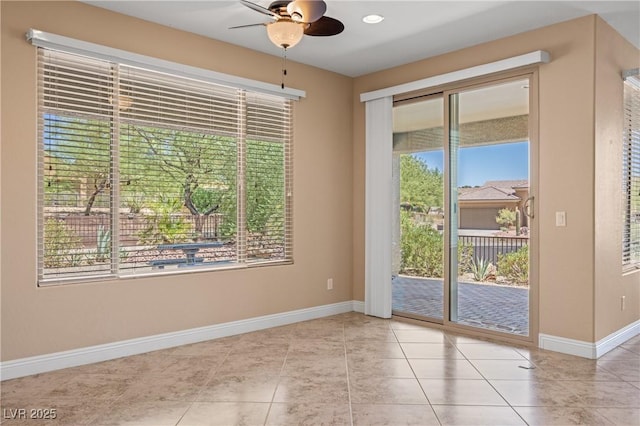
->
<box><xmin>394</xmin><ymin>68</ymin><xmax>540</xmax><ymax>345</ymax></box>
<box><xmin>392</xmin><ymin>92</ymin><xmax>446</xmax><ymax>324</ymax></box>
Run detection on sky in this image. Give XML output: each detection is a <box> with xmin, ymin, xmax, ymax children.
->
<box><xmin>414</xmin><ymin>141</ymin><xmax>529</xmax><ymax>187</ymax></box>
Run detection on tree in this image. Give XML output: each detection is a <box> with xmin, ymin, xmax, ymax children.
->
<box><xmin>82</xmin><ymin>171</ymin><xmax>109</xmax><ymax>216</ymax></box>
<box><xmin>400</xmin><ymin>155</ymin><xmax>443</xmax><ymax>210</ymax></box>
<box><xmin>45</xmin><ymin>115</ymin><xmax>286</xmax><ymax>243</ymax></box>
<box><xmin>128</xmin><ymin>126</ymin><xmax>286</xmax><ymax>243</ymax></box>
<box><xmin>44</xmin><ymin>116</ymin><xmax>151</xmax><ymax>215</ymax></box>
<box><xmin>496</xmin><ymin>208</ymin><xmax>517</xmax><ymax>228</ymax></box>
<box><xmin>246</xmin><ymin>140</ymin><xmax>285</xmax><ymax>236</ymax></box>
<box><xmin>44</xmin><ymin>116</ymin><xmax>112</xmax><ymax>215</ymax></box>
<box><xmin>130</xmin><ymin>126</ymin><xmax>237</xmax><ymax>240</ymax></box>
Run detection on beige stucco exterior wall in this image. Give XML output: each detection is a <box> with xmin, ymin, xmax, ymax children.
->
<box><xmin>353</xmin><ymin>15</ymin><xmax>626</xmax><ymax>343</ymax></box>
<box><xmin>0</xmin><ymin>1</ymin><xmax>354</xmax><ymax>361</ymax></box>
<box><xmin>594</xmin><ymin>19</ymin><xmax>640</xmax><ymax>341</ymax></box>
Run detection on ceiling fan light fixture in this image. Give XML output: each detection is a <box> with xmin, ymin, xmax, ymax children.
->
<box><xmin>267</xmin><ymin>20</ymin><xmax>305</xmax><ymax>49</ymax></box>
<box><xmin>287</xmin><ymin>0</ymin><xmax>327</xmax><ymax>23</ymax></box>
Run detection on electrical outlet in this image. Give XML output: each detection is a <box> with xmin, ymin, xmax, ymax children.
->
<box><xmin>327</xmin><ymin>278</ymin><xmax>333</xmax><ymax>290</ymax></box>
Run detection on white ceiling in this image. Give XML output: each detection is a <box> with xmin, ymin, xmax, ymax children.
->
<box><xmin>84</xmin><ymin>0</ymin><xmax>639</xmax><ymax>77</ymax></box>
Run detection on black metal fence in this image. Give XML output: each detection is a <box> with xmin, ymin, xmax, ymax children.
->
<box><xmin>459</xmin><ymin>234</ymin><xmax>528</xmax><ymax>264</ymax></box>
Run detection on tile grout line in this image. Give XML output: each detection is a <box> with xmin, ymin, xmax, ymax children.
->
<box><xmin>172</xmin><ymin>402</ymin><xmax>195</xmax><ymax>426</ymax></box>
<box><xmin>343</xmin><ymin>321</ymin><xmax>354</xmax><ymax>426</ymax></box>
<box><xmin>262</xmin><ymin>329</ymin><xmax>294</xmax><ymax>426</ymax></box>
<box><xmin>455</xmin><ymin>342</ymin><xmax>538</xmax><ymax>425</ymax></box>
<box><xmin>457</xmin><ymin>340</ymin><xmax>531</xmax><ymax>421</ymax></box>
<box><xmin>391</xmin><ymin>323</ymin><xmax>443</xmax><ymax>426</ymax></box>
<box><xmin>175</xmin><ymin>346</ymin><xmax>233</xmax><ymax>425</ymax></box>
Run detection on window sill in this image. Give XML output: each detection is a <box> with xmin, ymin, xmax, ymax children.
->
<box><xmin>623</xmin><ymin>265</ymin><xmax>640</xmax><ymax>277</ymax></box>
<box><xmin>38</xmin><ymin>259</ymin><xmax>294</xmax><ymax>287</ymax></box>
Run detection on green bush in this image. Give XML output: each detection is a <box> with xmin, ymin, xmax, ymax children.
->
<box><xmin>138</xmin><ymin>196</ymin><xmax>191</xmax><ymax>244</ymax></box>
<box><xmin>400</xmin><ymin>211</ymin><xmax>443</xmax><ymax>277</ymax></box>
<box><xmin>400</xmin><ymin>211</ymin><xmax>475</xmax><ymax>278</ymax></box>
<box><xmin>497</xmin><ymin>245</ymin><xmax>529</xmax><ymax>285</ymax></box>
<box><xmin>496</xmin><ymin>208</ymin><xmax>516</xmax><ymax>228</ymax></box>
<box><xmin>44</xmin><ymin>218</ymin><xmax>83</xmax><ymax>268</ymax></box>
<box><xmin>457</xmin><ymin>242</ymin><xmax>474</xmax><ymax>276</ymax></box>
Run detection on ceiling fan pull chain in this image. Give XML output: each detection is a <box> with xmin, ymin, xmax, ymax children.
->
<box><xmin>281</xmin><ymin>46</ymin><xmax>288</xmax><ymax>89</ymax></box>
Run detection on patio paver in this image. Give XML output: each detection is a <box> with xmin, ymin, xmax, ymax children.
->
<box><xmin>392</xmin><ymin>275</ymin><xmax>529</xmax><ymax>335</ymax></box>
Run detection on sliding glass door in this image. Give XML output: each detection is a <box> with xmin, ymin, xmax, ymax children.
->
<box><xmin>392</xmin><ymin>75</ymin><xmax>535</xmax><ymax>338</ymax></box>
<box><xmin>392</xmin><ymin>95</ymin><xmax>444</xmax><ymax>321</ymax></box>
<box><xmin>448</xmin><ymin>78</ymin><xmax>532</xmax><ymax>336</ymax></box>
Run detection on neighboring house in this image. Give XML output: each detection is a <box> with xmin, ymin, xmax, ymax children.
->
<box><xmin>458</xmin><ymin>179</ymin><xmax>529</xmax><ymax>230</ymax></box>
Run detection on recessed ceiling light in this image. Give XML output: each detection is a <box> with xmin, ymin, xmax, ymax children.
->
<box><xmin>362</xmin><ymin>14</ymin><xmax>384</xmax><ymax>24</ymax></box>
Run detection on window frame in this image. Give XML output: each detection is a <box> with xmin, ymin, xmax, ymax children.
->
<box><xmin>36</xmin><ymin>46</ymin><xmax>295</xmax><ymax>286</ymax></box>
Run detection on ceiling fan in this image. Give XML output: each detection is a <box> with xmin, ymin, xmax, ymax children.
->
<box><xmin>231</xmin><ymin>0</ymin><xmax>344</xmax><ymax>49</ymax></box>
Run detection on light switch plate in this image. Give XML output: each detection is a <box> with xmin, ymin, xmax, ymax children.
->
<box><xmin>556</xmin><ymin>211</ymin><xmax>566</xmax><ymax>227</ymax></box>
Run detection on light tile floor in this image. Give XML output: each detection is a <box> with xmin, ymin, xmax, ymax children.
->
<box><xmin>1</xmin><ymin>313</ymin><xmax>639</xmax><ymax>425</ymax></box>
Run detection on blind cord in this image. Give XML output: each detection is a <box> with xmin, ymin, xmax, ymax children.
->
<box><xmin>281</xmin><ymin>47</ymin><xmax>288</xmax><ymax>90</ymax></box>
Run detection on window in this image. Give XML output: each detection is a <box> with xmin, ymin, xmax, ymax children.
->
<box><xmin>623</xmin><ymin>73</ymin><xmax>640</xmax><ymax>270</ymax></box>
<box><xmin>38</xmin><ymin>48</ymin><xmax>293</xmax><ymax>284</ymax></box>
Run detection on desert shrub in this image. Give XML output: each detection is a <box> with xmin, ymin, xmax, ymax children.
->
<box><xmin>457</xmin><ymin>242</ymin><xmax>474</xmax><ymax>276</ymax></box>
<box><xmin>497</xmin><ymin>245</ymin><xmax>529</xmax><ymax>285</ymax></box>
<box><xmin>400</xmin><ymin>211</ymin><xmax>443</xmax><ymax>277</ymax></box>
<box><xmin>496</xmin><ymin>208</ymin><xmax>516</xmax><ymax>228</ymax></box>
<box><xmin>138</xmin><ymin>196</ymin><xmax>191</xmax><ymax>244</ymax></box>
<box><xmin>95</xmin><ymin>225</ymin><xmax>111</xmax><ymax>262</ymax></box>
<box><xmin>124</xmin><ymin>197</ymin><xmax>144</xmax><ymax>214</ymax></box>
<box><xmin>400</xmin><ymin>211</ymin><xmax>475</xmax><ymax>278</ymax></box>
<box><xmin>44</xmin><ymin>218</ymin><xmax>83</xmax><ymax>267</ymax></box>
<box><xmin>471</xmin><ymin>257</ymin><xmax>492</xmax><ymax>281</ymax></box>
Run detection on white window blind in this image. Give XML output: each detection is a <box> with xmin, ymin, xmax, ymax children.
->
<box><xmin>623</xmin><ymin>73</ymin><xmax>640</xmax><ymax>270</ymax></box>
<box><xmin>38</xmin><ymin>48</ymin><xmax>293</xmax><ymax>284</ymax></box>
<box><xmin>27</xmin><ymin>29</ymin><xmax>305</xmax><ymax>100</ymax></box>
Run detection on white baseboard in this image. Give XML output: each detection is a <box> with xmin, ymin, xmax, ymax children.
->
<box><xmin>539</xmin><ymin>319</ymin><xmax>640</xmax><ymax>359</ymax></box>
<box><xmin>0</xmin><ymin>300</ymin><xmax>357</xmax><ymax>381</ymax></box>
<box><xmin>352</xmin><ymin>300</ymin><xmax>365</xmax><ymax>313</ymax></box>
<box><xmin>594</xmin><ymin>319</ymin><xmax>640</xmax><ymax>358</ymax></box>
<box><xmin>538</xmin><ymin>334</ymin><xmax>596</xmax><ymax>358</ymax></box>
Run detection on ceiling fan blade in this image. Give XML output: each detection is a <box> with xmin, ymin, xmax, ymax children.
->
<box><xmin>229</xmin><ymin>23</ymin><xmax>268</xmax><ymax>29</ymax></box>
<box><xmin>304</xmin><ymin>16</ymin><xmax>344</xmax><ymax>36</ymax></box>
<box><xmin>287</xmin><ymin>0</ymin><xmax>326</xmax><ymax>23</ymax></box>
<box><xmin>240</xmin><ymin>0</ymin><xmax>280</xmax><ymax>19</ymax></box>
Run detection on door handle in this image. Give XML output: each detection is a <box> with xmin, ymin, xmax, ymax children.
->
<box><xmin>524</xmin><ymin>196</ymin><xmax>534</xmax><ymax>219</ymax></box>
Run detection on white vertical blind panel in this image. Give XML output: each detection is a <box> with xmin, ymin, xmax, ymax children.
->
<box><xmin>365</xmin><ymin>96</ymin><xmax>394</xmax><ymax>318</ymax></box>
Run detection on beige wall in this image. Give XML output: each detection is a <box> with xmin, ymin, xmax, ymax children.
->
<box><xmin>0</xmin><ymin>1</ymin><xmax>354</xmax><ymax>361</ymax></box>
<box><xmin>459</xmin><ymin>206</ymin><xmax>507</xmax><ymax>230</ymax></box>
<box><xmin>594</xmin><ymin>19</ymin><xmax>640</xmax><ymax>341</ymax></box>
<box><xmin>353</xmin><ymin>15</ymin><xmax>639</xmax><ymax>343</ymax></box>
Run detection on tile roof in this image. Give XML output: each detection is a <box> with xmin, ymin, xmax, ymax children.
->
<box><xmin>483</xmin><ymin>179</ymin><xmax>529</xmax><ymax>190</ymax></box>
<box><xmin>458</xmin><ymin>186</ymin><xmax>521</xmax><ymax>201</ymax></box>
